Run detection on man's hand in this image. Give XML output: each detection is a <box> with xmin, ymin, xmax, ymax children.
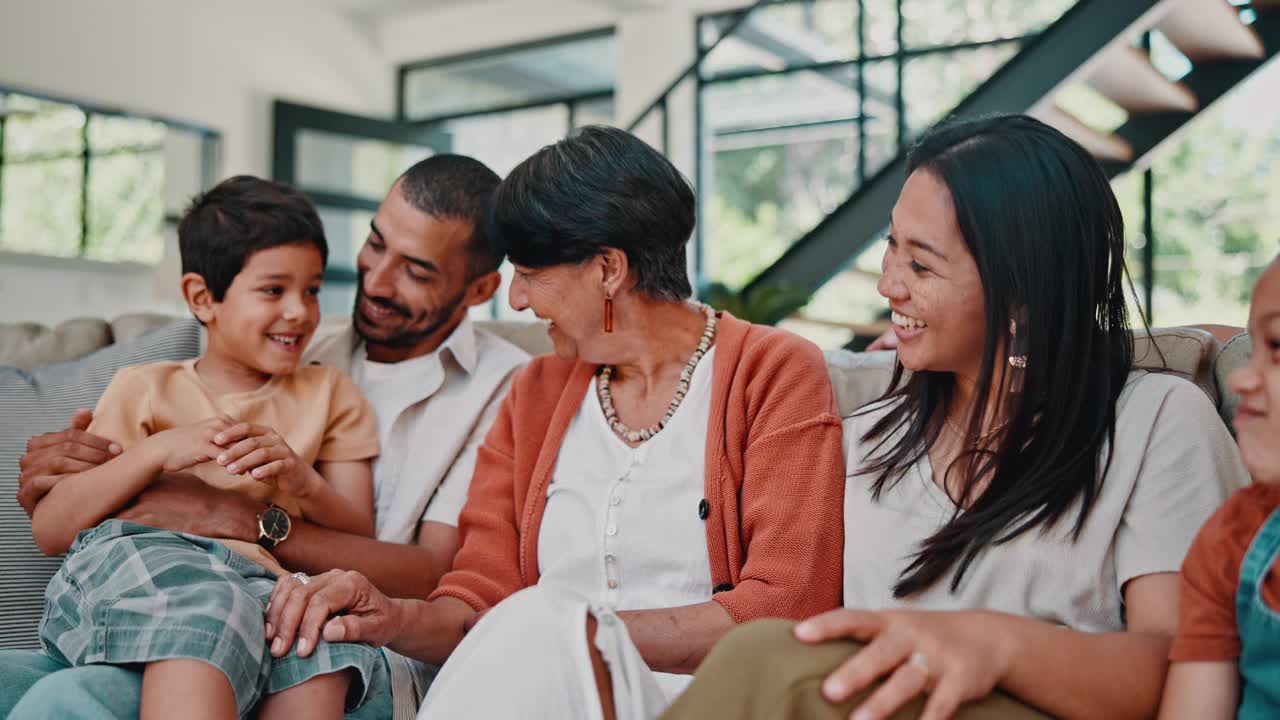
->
<box><xmin>117</xmin><ymin>473</ymin><xmax>262</xmax><ymax>542</ymax></box>
<box><xmin>17</xmin><ymin>409</ymin><xmax>121</xmax><ymax>516</ymax></box>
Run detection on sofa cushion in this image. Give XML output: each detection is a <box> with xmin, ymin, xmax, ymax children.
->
<box><xmin>825</xmin><ymin>327</ymin><xmax>1224</xmax><ymax>419</ymax></box>
<box><xmin>0</xmin><ymin>319</ymin><xmax>202</xmax><ymax>650</ymax></box>
<box><xmin>0</xmin><ymin>318</ymin><xmax>113</xmax><ymax>371</ymax></box>
<box><xmin>1215</xmin><ymin>333</ymin><xmax>1250</xmax><ymax>427</ymax></box>
<box><xmin>476</xmin><ymin>319</ymin><xmax>554</xmax><ymax>358</ymax></box>
<box><xmin>1134</xmin><ymin>327</ymin><xmax>1220</xmax><ymax>405</ymax></box>
<box><xmin>0</xmin><ymin>314</ymin><xmax>182</xmax><ymax>371</ymax></box>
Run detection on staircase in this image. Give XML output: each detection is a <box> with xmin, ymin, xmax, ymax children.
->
<box><xmin>740</xmin><ymin>0</ymin><xmax>1280</xmax><ymax>301</ymax></box>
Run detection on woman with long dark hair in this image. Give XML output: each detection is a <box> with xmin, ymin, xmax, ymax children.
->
<box><xmin>661</xmin><ymin>114</ymin><xmax>1248</xmax><ymax>719</ymax></box>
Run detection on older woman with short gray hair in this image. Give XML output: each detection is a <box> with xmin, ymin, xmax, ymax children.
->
<box><xmin>264</xmin><ymin>126</ymin><xmax>847</xmax><ymax>719</ymax></box>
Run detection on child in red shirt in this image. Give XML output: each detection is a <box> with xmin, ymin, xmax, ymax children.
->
<box><xmin>1160</xmin><ymin>254</ymin><xmax>1280</xmax><ymax>720</ymax></box>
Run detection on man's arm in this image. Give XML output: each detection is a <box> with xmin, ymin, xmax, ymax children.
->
<box><xmin>274</xmin><ymin>520</ymin><xmax>459</xmax><ymax>601</ymax></box>
<box><xmin>114</xmin><ymin>475</ymin><xmax>458</xmax><ymax>600</ymax></box>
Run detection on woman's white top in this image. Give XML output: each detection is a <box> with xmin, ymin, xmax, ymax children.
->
<box><xmin>842</xmin><ymin>371</ymin><xmax>1248</xmax><ymax>631</ymax></box>
<box><xmin>537</xmin><ymin>347</ymin><xmax>717</xmax><ymax>697</ymax></box>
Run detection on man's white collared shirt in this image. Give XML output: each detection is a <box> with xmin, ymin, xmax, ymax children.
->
<box><xmin>305</xmin><ymin>315</ymin><xmax>529</xmax><ymax>542</ymax></box>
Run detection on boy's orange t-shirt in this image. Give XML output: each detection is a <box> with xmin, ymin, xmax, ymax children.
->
<box><xmin>1170</xmin><ymin>483</ymin><xmax>1280</xmax><ymax>662</ymax></box>
<box><xmin>88</xmin><ymin>358</ymin><xmax>379</xmax><ymax>518</ymax></box>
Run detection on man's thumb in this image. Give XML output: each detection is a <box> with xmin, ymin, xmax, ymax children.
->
<box><xmin>71</xmin><ymin>408</ymin><xmax>94</xmax><ymax>430</ymax></box>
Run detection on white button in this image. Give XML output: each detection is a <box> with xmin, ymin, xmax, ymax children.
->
<box><xmin>610</xmin><ymin>495</ymin><xmax>622</xmax><ymax>506</ymax></box>
<box><xmin>608</xmin><ymin>579</ymin><xmax>619</xmax><ymax>589</ymax></box>
<box><xmin>606</xmin><ymin>525</ymin><xmax>618</xmax><ymax>536</ymax></box>
<box><xmin>605</xmin><ymin>553</ymin><xmax>617</xmax><ymax>563</ymax></box>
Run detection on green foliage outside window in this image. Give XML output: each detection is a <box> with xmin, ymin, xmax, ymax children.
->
<box><xmin>701</xmin><ymin>0</ymin><xmax>1278</xmax><ymax>343</ymax></box>
<box><xmin>0</xmin><ymin>92</ymin><xmax>167</xmax><ymax>264</ymax></box>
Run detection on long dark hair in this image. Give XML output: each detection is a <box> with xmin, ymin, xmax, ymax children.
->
<box><xmin>858</xmin><ymin>114</ymin><xmax>1136</xmax><ymax>597</ymax></box>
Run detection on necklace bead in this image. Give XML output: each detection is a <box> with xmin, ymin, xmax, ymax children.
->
<box><xmin>597</xmin><ymin>303</ymin><xmax>718</xmax><ymax>444</ymax></box>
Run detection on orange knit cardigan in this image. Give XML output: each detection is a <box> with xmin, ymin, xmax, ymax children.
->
<box><xmin>429</xmin><ymin>312</ymin><xmax>845</xmax><ymax>622</ymax></box>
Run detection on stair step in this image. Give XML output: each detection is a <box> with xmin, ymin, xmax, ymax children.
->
<box><xmin>1158</xmin><ymin>0</ymin><xmax>1265</xmax><ymax>62</ymax></box>
<box><xmin>1033</xmin><ymin>105</ymin><xmax>1135</xmax><ymax>162</ymax></box>
<box><xmin>1087</xmin><ymin>45</ymin><xmax>1199</xmax><ymax>113</ymax></box>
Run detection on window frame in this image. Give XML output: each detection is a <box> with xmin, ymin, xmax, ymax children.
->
<box><xmin>395</xmin><ymin>28</ymin><xmax>619</xmax><ymax>127</ymax></box>
<box><xmin>0</xmin><ymin>84</ymin><xmax>220</xmax><ymax>265</ymax></box>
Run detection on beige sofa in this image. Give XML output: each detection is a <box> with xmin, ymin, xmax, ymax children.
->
<box><xmin>0</xmin><ymin>312</ymin><xmax>1250</xmax><ymax>420</ymax></box>
<box><xmin>0</xmin><ymin>313</ymin><xmax>1250</xmax><ymax>652</ymax></box>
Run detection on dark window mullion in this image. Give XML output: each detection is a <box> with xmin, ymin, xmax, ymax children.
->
<box><xmin>895</xmin><ymin>0</ymin><xmax>905</xmax><ymax>153</ymax></box>
<box><xmin>0</xmin><ymin>115</ymin><xmax>6</xmax><ymax>247</ymax></box>
<box><xmin>694</xmin><ymin>17</ymin><xmax>706</xmax><ymax>289</ymax></box>
<box><xmin>80</xmin><ymin>114</ymin><xmax>90</xmax><ymax>256</ymax></box>
<box><xmin>1143</xmin><ymin>167</ymin><xmax>1155</xmax><ymax>325</ymax></box>
<box><xmin>1141</xmin><ymin>32</ymin><xmax>1156</xmax><ymax>326</ymax></box>
<box><xmin>856</xmin><ymin>0</ymin><xmax>866</xmax><ymax>185</ymax></box>
<box><xmin>660</xmin><ymin>97</ymin><xmax>669</xmax><ymax>156</ymax></box>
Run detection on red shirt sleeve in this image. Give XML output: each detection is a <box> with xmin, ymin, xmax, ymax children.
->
<box><xmin>1169</xmin><ymin>484</ymin><xmax>1280</xmax><ymax>662</ymax></box>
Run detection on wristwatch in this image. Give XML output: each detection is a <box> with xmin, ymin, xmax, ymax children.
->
<box><xmin>255</xmin><ymin>504</ymin><xmax>291</xmax><ymax>550</ymax></box>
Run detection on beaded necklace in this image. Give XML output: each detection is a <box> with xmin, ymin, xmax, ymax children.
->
<box><xmin>597</xmin><ymin>303</ymin><xmax>718</xmax><ymax>444</ymax></box>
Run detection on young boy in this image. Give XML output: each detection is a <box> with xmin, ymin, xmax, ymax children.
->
<box><xmin>26</xmin><ymin>176</ymin><xmax>381</xmax><ymax>720</ymax></box>
<box><xmin>1160</xmin><ymin>254</ymin><xmax>1280</xmax><ymax>720</ymax></box>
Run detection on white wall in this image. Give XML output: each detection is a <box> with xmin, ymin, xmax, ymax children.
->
<box><xmin>0</xmin><ymin>0</ymin><xmax>393</xmax><ymax>325</ymax></box>
<box><xmin>0</xmin><ymin>0</ymin><xmax>749</xmax><ymax>327</ymax></box>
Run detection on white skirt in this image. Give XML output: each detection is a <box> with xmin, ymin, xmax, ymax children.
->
<box><xmin>419</xmin><ymin>586</ymin><xmax>675</xmax><ymax>719</ymax></box>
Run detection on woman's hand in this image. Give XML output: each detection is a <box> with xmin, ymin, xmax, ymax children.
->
<box><xmin>795</xmin><ymin>608</ymin><xmax>1017</xmax><ymax>720</ymax></box>
<box><xmin>265</xmin><ymin>569</ymin><xmax>402</xmax><ymax>658</ymax></box>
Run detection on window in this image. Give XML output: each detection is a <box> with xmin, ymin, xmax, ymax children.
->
<box><xmin>694</xmin><ymin>0</ymin><xmax>1077</xmax><ymax>347</ymax></box>
<box><xmin>1109</xmin><ymin>55</ymin><xmax>1280</xmax><ymax>328</ymax></box>
<box><xmin>397</xmin><ymin>30</ymin><xmax>618</xmax><ymax>178</ymax></box>
<box><xmin>400</xmin><ymin>31</ymin><xmax>616</xmax><ymax>123</ymax></box>
<box><xmin>394</xmin><ymin>30</ymin><xmax>621</xmax><ymax>318</ymax></box>
<box><xmin>272</xmin><ymin>101</ymin><xmax>448</xmax><ymax>316</ymax></box>
<box><xmin>0</xmin><ymin>90</ymin><xmax>218</xmax><ymax>264</ymax></box>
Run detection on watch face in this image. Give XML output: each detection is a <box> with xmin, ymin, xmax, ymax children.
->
<box><xmin>262</xmin><ymin>507</ymin><xmax>290</xmax><ymax>542</ymax></box>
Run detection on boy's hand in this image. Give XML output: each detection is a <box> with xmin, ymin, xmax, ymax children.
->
<box><xmin>143</xmin><ymin>416</ymin><xmax>234</xmax><ymax>474</ymax></box>
<box><xmin>214</xmin><ymin>423</ymin><xmax>317</xmax><ymax>497</ymax></box>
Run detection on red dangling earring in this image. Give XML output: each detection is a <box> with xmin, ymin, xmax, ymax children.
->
<box><xmin>604</xmin><ymin>295</ymin><xmax>614</xmax><ymax>333</ymax></box>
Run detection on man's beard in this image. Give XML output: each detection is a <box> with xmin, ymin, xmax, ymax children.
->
<box><xmin>352</xmin><ymin>282</ymin><xmax>466</xmax><ymax>351</ymax></box>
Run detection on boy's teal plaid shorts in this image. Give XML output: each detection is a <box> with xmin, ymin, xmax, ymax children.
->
<box><xmin>40</xmin><ymin>520</ymin><xmax>384</xmax><ymax>718</ymax></box>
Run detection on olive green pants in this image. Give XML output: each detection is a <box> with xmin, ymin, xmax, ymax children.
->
<box><xmin>661</xmin><ymin>620</ymin><xmax>1052</xmax><ymax>719</ymax></box>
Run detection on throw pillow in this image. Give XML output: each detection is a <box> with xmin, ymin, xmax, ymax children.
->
<box><xmin>0</xmin><ymin>318</ymin><xmax>201</xmax><ymax>649</ymax></box>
